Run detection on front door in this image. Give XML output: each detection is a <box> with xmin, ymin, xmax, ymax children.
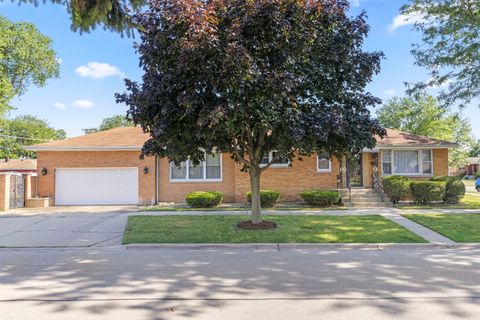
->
<box><xmin>348</xmin><ymin>154</ymin><xmax>363</xmax><ymax>187</ymax></box>
<box><xmin>9</xmin><ymin>174</ymin><xmax>25</xmax><ymax>209</ymax></box>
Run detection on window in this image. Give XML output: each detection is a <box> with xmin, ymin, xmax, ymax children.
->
<box><xmin>170</xmin><ymin>152</ymin><xmax>222</xmax><ymax>181</ymax></box>
<box><xmin>421</xmin><ymin>150</ymin><xmax>432</xmax><ymax>174</ymax></box>
<box><xmin>317</xmin><ymin>151</ymin><xmax>331</xmax><ymax>172</ymax></box>
<box><xmin>381</xmin><ymin>149</ymin><xmax>433</xmax><ymax>175</ymax></box>
<box><xmin>382</xmin><ymin>150</ymin><xmax>392</xmax><ymax>175</ymax></box>
<box><xmin>260</xmin><ymin>151</ymin><xmax>290</xmax><ymax>167</ymax></box>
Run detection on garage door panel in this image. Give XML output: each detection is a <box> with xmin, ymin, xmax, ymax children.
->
<box><xmin>56</xmin><ymin>168</ymin><xmax>138</xmax><ymax>205</ymax></box>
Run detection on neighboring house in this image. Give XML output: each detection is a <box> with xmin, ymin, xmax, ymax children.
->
<box><xmin>25</xmin><ymin>127</ymin><xmax>457</xmax><ymax>206</ymax></box>
<box><xmin>0</xmin><ymin>158</ymin><xmax>37</xmax><ymax>175</ymax></box>
<box><xmin>458</xmin><ymin>157</ymin><xmax>480</xmax><ymax>177</ymax></box>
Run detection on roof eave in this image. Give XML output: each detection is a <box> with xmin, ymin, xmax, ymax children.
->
<box><xmin>24</xmin><ymin>146</ymin><xmax>143</xmax><ymax>151</ymax></box>
<box><xmin>375</xmin><ymin>144</ymin><xmax>459</xmax><ymax>149</ymax></box>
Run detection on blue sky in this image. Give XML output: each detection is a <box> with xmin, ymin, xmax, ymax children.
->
<box><xmin>2</xmin><ymin>0</ymin><xmax>479</xmax><ymax>138</ymax></box>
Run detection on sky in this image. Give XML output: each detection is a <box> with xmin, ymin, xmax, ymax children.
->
<box><xmin>1</xmin><ymin>0</ymin><xmax>480</xmax><ymax>138</ymax></box>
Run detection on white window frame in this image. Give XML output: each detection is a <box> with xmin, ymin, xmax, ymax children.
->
<box><xmin>316</xmin><ymin>152</ymin><xmax>332</xmax><ymax>173</ymax></box>
<box><xmin>169</xmin><ymin>152</ymin><xmax>223</xmax><ymax>182</ymax></box>
<box><xmin>260</xmin><ymin>151</ymin><xmax>290</xmax><ymax>168</ymax></box>
<box><xmin>381</xmin><ymin>149</ymin><xmax>433</xmax><ymax>176</ymax></box>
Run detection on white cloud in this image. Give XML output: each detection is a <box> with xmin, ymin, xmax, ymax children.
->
<box><xmin>384</xmin><ymin>89</ymin><xmax>396</xmax><ymax>97</ymax></box>
<box><xmin>350</xmin><ymin>0</ymin><xmax>360</xmax><ymax>7</ymax></box>
<box><xmin>388</xmin><ymin>12</ymin><xmax>424</xmax><ymax>33</ymax></box>
<box><xmin>72</xmin><ymin>99</ymin><xmax>94</xmax><ymax>109</ymax></box>
<box><xmin>75</xmin><ymin>62</ymin><xmax>124</xmax><ymax>79</ymax></box>
<box><xmin>54</xmin><ymin>102</ymin><xmax>67</xmax><ymax>110</ymax></box>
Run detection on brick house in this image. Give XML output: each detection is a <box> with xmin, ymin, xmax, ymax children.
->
<box><xmin>25</xmin><ymin>127</ymin><xmax>457</xmax><ymax>206</ymax></box>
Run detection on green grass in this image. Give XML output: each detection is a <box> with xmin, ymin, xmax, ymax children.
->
<box><xmin>141</xmin><ymin>206</ymin><xmax>348</xmax><ymax>212</ymax></box>
<box><xmin>403</xmin><ymin>213</ymin><xmax>480</xmax><ymax>242</ymax></box>
<box><xmin>398</xmin><ymin>193</ymin><xmax>480</xmax><ymax>209</ymax></box>
<box><xmin>123</xmin><ymin>215</ymin><xmax>426</xmax><ymax>244</ymax></box>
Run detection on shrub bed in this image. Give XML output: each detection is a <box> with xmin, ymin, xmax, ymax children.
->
<box><xmin>430</xmin><ymin>176</ymin><xmax>465</xmax><ymax>204</ymax></box>
<box><xmin>300</xmin><ymin>190</ymin><xmax>341</xmax><ymax>206</ymax></box>
<box><xmin>246</xmin><ymin>190</ymin><xmax>280</xmax><ymax>207</ymax></box>
<box><xmin>410</xmin><ymin>181</ymin><xmax>446</xmax><ymax>204</ymax></box>
<box><xmin>382</xmin><ymin>175</ymin><xmax>411</xmax><ymax>204</ymax></box>
<box><xmin>186</xmin><ymin>191</ymin><xmax>224</xmax><ymax>208</ymax></box>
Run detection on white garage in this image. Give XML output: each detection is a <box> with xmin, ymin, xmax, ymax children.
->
<box><xmin>55</xmin><ymin>168</ymin><xmax>139</xmax><ymax>205</ymax></box>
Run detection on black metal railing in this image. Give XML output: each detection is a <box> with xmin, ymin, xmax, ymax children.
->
<box><xmin>372</xmin><ymin>170</ymin><xmax>384</xmax><ymax>202</ymax></box>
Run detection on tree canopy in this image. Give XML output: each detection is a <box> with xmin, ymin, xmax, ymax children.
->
<box><xmin>82</xmin><ymin>114</ymin><xmax>133</xmax><ymax>134</ymax></box>
<box><xmin>0</xmin><ymin>15</ymin><xmax>60</xmax><ymax>115</ymax></box>
<box><xmin>0</xmin><ymin>115</ymin><xmax>66</xmax><ymax>159</ymax></box>
<box><xmin>376</xmin><ymin>93</ymin><xmax>474</xmax><ymax>168</ymax></box>
<box><xmin>5</xmin><ymin>0</ymin><xmax>145</xmax><ymax>36</ymax></box>
<box><xmin>402</xmin><ymin>0</ymin><xmax>480</xmax><ymax>107</ymax></box>
<box><xmin>117</xmin><ymin>0</ymin><xmax>385</xmax><ymax>223</ymax></box>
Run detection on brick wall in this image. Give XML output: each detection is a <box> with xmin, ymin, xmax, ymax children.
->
<box><xmin>36</xmin><ymin>151</ymin><xmax>156</xmax><ymax>205</ymax></box>
<box><xmin>234</xmin><ymin>155</ymin><xmax>340</xmax><ymax>202</ymax></box>
<box><xmin>158</xmin><ymin>153</ymin><xmax>236</xmax><ymax>203</ymax></box>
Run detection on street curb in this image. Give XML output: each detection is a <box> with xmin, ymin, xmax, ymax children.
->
<box><xmin>126</xmin><ymin>242</ymin><xmax>479</xmax><ymax>251</ymax></box>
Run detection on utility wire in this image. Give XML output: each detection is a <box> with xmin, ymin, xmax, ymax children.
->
<box><xmin>0</xmin><ymin>133</ymin><xmax>53</xmax><ymax>142</ymax></box>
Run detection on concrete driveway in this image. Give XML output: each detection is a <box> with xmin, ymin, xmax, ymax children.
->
<box><xmin>0</xmin><ymin>206</ymin><xmax>136</xmax><ymax>247</ymax></box>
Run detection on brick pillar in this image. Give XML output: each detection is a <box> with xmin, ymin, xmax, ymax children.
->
<box><xmin>341</xmin><ymin>156</ymin><xmax>347</xmax><ymax>189</ymax></box>
<box><xmin>0</xmin><ymin>174</ymin><xmax>11</xmax><ymax>212</ymax></box>
<box><xmin>24</xmin><ymin>174</ymin><xmax>32</xmax><ymax>199</ymax></box>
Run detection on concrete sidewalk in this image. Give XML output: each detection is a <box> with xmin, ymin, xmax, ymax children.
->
<box><xmin>0</xmin><ymin>206</ymin><xmax>478</xmax><ymax>248</ymax></box>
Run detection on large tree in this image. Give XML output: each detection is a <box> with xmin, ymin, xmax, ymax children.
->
<box><xmin>0</xmin><ymin>15</ymin><xmax>60</xmax><ymax>115</ymax></box>
<box><xmin>117</xmin><ymin>0</ymin><xmax>385</xmax><ymax>225</ymax></box>
<box><xmin>5</xmin><ymin>0</ymin><xmax>145</xmax><ymax>36</ymax></box>
<box><xmin>402</xmin><ymin>0</ymin><xmax>480</xmax><ymax>107</ymax></box>
<box><xmin>377</xmin><ymin>93</ymin><xmax>474</xmax><ymax>168</ymax></box>
<box><xmin>0</xmin><ymin>115</ymin><xmax>66</xmax><ymax>159</ymax></box>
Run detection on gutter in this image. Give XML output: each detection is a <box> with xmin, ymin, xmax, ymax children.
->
<box><xmin>24</xmin><ymin>146</ymin><xmax>143</xmax><ymax>151</ymax></box>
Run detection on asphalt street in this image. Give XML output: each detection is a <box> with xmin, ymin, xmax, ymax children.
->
<box><xmin>0</xmin><ymin>247</ymin><xmax>479</xmax><ymax>319</ymax></box>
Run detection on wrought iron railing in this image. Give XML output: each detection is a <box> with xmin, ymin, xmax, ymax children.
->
<box><xmin>372</xmin><ymin>170</ymin><xmax>384</xmax><ymax>202</ymax></box>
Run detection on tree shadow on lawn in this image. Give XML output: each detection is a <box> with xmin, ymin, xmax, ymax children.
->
<box><xmin>0</xmin><ymin>248</ymin><xmax>479</xmax><ymax>319</ymax></box>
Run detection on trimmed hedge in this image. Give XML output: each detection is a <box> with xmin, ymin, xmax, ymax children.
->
<box><xmin>430</xmin><ymin>176</ymin><xmax>465</xmax><ymax>204</ymax></box>
<box><xmin>410</xmin><ymin>181</ymin><xmax>446</xmax><ymax>204</ymax></box>
<box><xmin>246</xmin><ymin>190</ymin><xmax>280</xmax><ymax>207</ymax></box>
<box><xmin>382</xmin><ymin>175</ymin><xmax>411</xmax><ymax>204</ymax></box>
<box><xmin>186</xmin><ymin>191</ymin><xmax>223</xmax><ymax>208</ymax></box>
<box><xmin>476</xmin><ymin>172</ymin><xmax>480</xmax><ymax>179</ymax></box>
<box><xmin>300</xmin><ymin>190</ymin><xmax>341</xmax><ymax>206</ymax></box>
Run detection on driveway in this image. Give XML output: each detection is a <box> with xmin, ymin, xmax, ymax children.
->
<box><xmin>0</xmin><ymin>206</ymin><xmax>136</xmax><ymax>247</ymax></box>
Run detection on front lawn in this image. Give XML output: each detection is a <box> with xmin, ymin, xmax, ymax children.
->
<box><xmin>123</xmin><ymin>215</ymin><xmax>426</xmax><ymax>244</ymax></box>
<box><xmin>403</xmin><ymin>213</ymin><xmax>480</xmax><ymax>242</ymax></box>
<box><xmin>398</xmin><ymin>193</ymin><xmax>480</xmax><ymax>209</ymax></box>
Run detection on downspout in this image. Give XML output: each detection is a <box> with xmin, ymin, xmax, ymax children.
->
<box><xmin>155</xmin><ymin>155</ymin><xmax>159</xmax><ymax>204</ymax></box>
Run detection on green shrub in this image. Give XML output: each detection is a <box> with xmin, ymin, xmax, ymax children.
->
<box><xmin>299</xmin><ymin>190</ymin><xmax>341</xmax><ymax>206</ymax></box>
<box><xmin>186</xmin><ymin>191</ymin><xmax>223</xmax><ymax>208</ymax></box>
<box><xmin>410</xmin><ymin>181</ymin><xmax>446</xmax><ymax>204</ymax></box>
<box><xmin>246</xmin><ymin>190</ymin><xmax>280</xmax><ymax>207</ymax></box>
<box><xmin>382</xmin><ymin>175</ymin><xmax>411</xmax><ymax>204</ymax></box>
<box><xmin>430</xmin><ymin>176</ymin><xmax>465</xmax><ymax>204</ymax></box>
<box><xmin>475</xmin><ymin>172</ymin><xmax>480</xmax><ymax>179</ymax></box>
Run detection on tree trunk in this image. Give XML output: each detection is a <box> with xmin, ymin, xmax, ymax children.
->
<box><xmin>249</xmin><ymin>167</ymin><xmax>263</xmax><ymax>224</ymax></box>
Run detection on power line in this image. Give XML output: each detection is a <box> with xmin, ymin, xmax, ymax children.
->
<box><xmin>0</xmin><ymin>133</ymin><xmax>53</xmax><ymax>142</ymax></box>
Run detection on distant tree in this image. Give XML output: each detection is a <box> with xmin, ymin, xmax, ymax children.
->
<box><xmin>377</xmin><ymin>93</ymin><xmax>474</xmax><ymax>168</ymax></box>
<box><xmin>82</xmin><ymin>114</ymin><xmax>133</xmax><ymax>134</ymax></box>
<box><xmin>0</xmin><ymin>115</ymin><xmax>65</xmax><ymax>158</ymax></box>
<box><xmin>469</xmin><ymin>140</ymin><xmax>480</xmax><ymax>157</ymax></box>
<box><xmin>4</xmin><ymin>0</ymin><xmax>145</xmax><ymax>36</ymax></box>
<box><xmin>117</xmin><ymin>0</ymin><xmax>385</xmax><ymax>224</ymax></box>
<box><xmin>99</xmin><ymin>114</ymin><xmax>133</xmax><ymax>131</ymax></box>
<box><xmin>402</xmin><ymin>0</ymin><xmax>480</xmax><ymax>107</ymax></box>
<box><xmin>0</xmin><ymin>15</ymin><xmax>60</xmax><ymax>115</ymax></box>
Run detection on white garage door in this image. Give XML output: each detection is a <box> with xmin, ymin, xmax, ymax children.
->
<box><xmin>55</xmin><ymin>168</ymin><xmax>139</xmax><ymax>205</ymax></box>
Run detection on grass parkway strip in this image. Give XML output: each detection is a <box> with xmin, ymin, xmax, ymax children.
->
<box><xmin>123</xmin><ymin>215</ymin><xmax>427</xmax><ymax>244</ymax></box>
<box><xmin>403</xmin><ymin>213</ymin><xmax>480</xmax><ymax>243</ymax></box>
